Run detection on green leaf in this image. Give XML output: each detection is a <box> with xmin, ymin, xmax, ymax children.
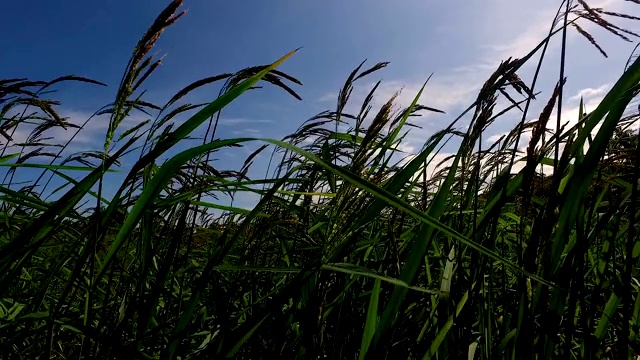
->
<box><xmin>359</xmin><ymin>279</ymin><xmax>381</xmax><ymax>360</ymax></box>
<box><xmin>594</xmin><ymin>292</ymin><xmax>621</xmax><ymax>340</ymax></box>
<box><xmin>423</xmin><ymin>289</ymin><xmax>470</xmax><ymax>359</ymax></box>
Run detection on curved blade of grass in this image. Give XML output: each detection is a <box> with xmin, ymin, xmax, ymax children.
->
<box><xmin>321</xmin><ymin>264</ymin><xmax>446</xmax><ymax>295</ymax></box>
<box><xmin>0</xmin><ymin>153</ymin><xmax>19</xmax><ymax>163</ymax></box>
<box><xmin>594</xmin><ymin>292</ymin><xmax>621</xmax><ymax>340</ymax></box>
<box><xmin>384</xmin><ymin>80</ymin><xmax>428</xmax><ymax>148</ymax></box>
<box><xmin>0</xmin><ymin>185</ymin><xmax>51</xmax><ymax>211</ymax></box>
<box><xmin>224</xmin><ymin>316</ymin><xmax>269</xmax><ymax>359</ymax></box>
<box><xmin>276</xmin><ymin>190</ymin><xmax>336</xmax><ymax>197</ymax></box>
<box><xmin>0</xmin><ymin>163</ymin><xmax>118</xmax><ymax>172</ymax></box>
<box><xmin>423</xmin><ymin>289</ymin><xmax>470</xmax><ymax>359</ymax></box>
<box><xmin>141</xmin><ymin>49</ymin><xmax>298</xmax><ymax>162</ymax></box>
<box><xmin>191</xmin><ymin>200</ymin><xmax>268</xmax><ymax>217</ymax></box>
<box><xmin>45</xmin><ymin>169</ymin><xmax>112</xmax><ymax>205</ymax></box>
<box><xmin>94</xmin><ymin>137</ymin><xmax>252</xmax><ymax>283</ymax></box>
<box><xmin>262</xmin><ymin>138</ymin><xmax>555</xmax><ymax>286</ymax></box>
<box><xmin>359</xmin><ymin>278</ymin><xmax>381</xmax><ymax>360</ymax></box>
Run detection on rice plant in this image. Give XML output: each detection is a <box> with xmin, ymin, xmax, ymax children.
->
<box><xmin>1</xmin><ymin>0</ymin><xmax>640</xmax><ymax>359</ymax></box>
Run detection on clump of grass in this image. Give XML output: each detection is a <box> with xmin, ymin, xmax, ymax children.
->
<box><xmin>1</xmin><ymin>0</ymin><xmax>640</xmax><ymax>359</ymax></box>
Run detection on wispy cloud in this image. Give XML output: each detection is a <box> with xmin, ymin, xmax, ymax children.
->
<box><xmin>231</xmin><ymin>128</ymin><xmax>263</xmax><ymax>136</ymax></box>
<box><xmin>569</xmin><ymin>84</ymin><xmax>610</xmax><ymax>102</ymax></box>
<box><xmin>218</xmin><ymin>118</ymin><xmax>274</xmax><ymax>126</ymax></box>
<box><xmin>315</xmin><ymin>2</ymin><xmax>566</xmax><ymax>138</ymax></box>
<box><xmin>552</xmin><ymin>84</ymin><xmax>609</xmax><ymax>130</ymax></box>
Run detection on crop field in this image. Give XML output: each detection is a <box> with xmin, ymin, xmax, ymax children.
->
<box><xmin>2</xmin><ymin>0</ymin><xmax>640</xmax><ymax>359</ymax></box>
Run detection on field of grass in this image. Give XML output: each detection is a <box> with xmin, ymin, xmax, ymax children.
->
<box><xmin>2</xmin><ymin>0</ymin><xmax>640</xmax><ymax>359</ymax></box>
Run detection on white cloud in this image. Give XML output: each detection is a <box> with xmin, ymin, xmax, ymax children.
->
<box><xmin>569</xmin><ymin>84</ymin><xmax>610</xmax><ymax>102</ymax></box>
<box><xmin>218</xmin><ymin>118</ymin><xmax>274</xmax><ymax>126</ymax></box>
<box><xmin>425</xmin><ymin>152</ymin><xmax>455</xmax><ymax>180</ymax></box>
<box><xmin>486</xmin><ymin>132</ymin><xmax>509</xmax><ymax>145</ymax></box>
<box><xmin>479</xmin><ymin>10</ymin><xmax>557</xmax><ymax>63</ymax></box>
<box><xmin>551</xmin><ymin>87</ymin><xmax>608</xmax><ymax>131</ymax></box>
<box><xmin>231</xmin><ymin>128</ymin><xmax>263</xmax><ymax>136</ymax></box>
<box><xmin>317</xmin><ymin>92</ymin><xmax>338</xmax><ymax>103</ymax></box>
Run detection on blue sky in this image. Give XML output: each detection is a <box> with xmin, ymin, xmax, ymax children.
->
<box><xmin>1</xmin><ymin>0</ymin><xmax>639</xmax><ymax>209</ymax></box>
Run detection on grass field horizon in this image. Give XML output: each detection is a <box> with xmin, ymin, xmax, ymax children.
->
<box><xmin>2</xmin><ymin>0</ymin><xmax>640</xmax><ymax>359</ymax></box>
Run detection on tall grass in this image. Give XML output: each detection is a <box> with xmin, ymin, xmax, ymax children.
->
<box><xmin>1</xmin><ymin>0</ymin><xmax>640</xmax><ymax>358</ymax></box>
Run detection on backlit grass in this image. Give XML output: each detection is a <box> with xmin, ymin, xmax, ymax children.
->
<box><xmin>1</xmin><ymin>0</ymin><xmax>640</xmax><ymax>359</ymax></box>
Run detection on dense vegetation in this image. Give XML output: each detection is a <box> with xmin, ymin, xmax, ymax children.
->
<box><xmin>2</xmin><ymin>0</ymin><xmax>640</xmax><ymax>358</ymax></box>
